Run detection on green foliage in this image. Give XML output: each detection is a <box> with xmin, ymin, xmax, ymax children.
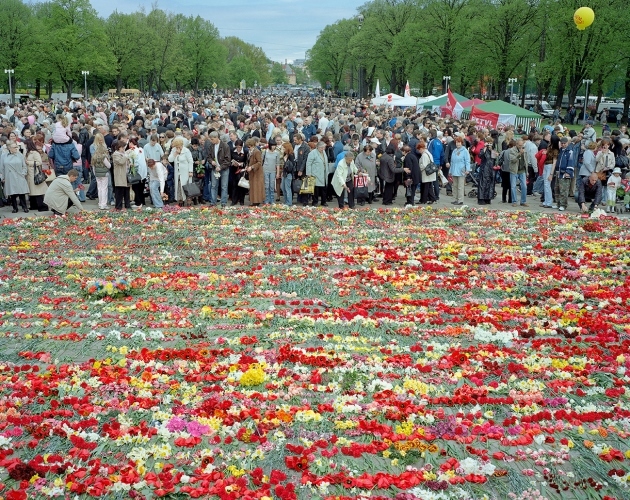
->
<box><xmin>270</xmin><ymin>62</ymin><xmax>288</xmax><ymax>85</ymax></box>
<box><xmin>0</xmin><ymin>0</ymin><xmax>283</xmax><ymax>97</ymax></box>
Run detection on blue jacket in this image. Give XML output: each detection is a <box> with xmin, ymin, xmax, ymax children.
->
<box><xmin>557</xmin><ymin>147</ymin><xmax>575</xmax><ymax>178</ymax></box>
<box><xmin>302</xmin><ymin>123</ymin><xmax>316</xmax><ymax>141</ymax></box>
<box><xmin>428</xmin><ymin>138</ymin><xmax>444</xmax><ymax>166</ymax></box>
<box><xmin>449</xmin><ymin>146</ymin><xmax>470</xmax><ymax>176</ymax></box>
<box><xmin>48</xmin><ymin>142</ymin><xmax>81</xmax><ymax>171</ymax></box>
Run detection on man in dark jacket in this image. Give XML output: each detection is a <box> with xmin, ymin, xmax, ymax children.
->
<box><xmin>577</xmin><ymin>173</ymin><xmax>602</xmax><ymax>212</ymax></box>
<box><xmin>402</xmin><ymin>145</ymin><xmax>420</xmax><ymax>206</ymax></box>
<box><xmin>293</xmin><ymin>133</ymin><xmax>311</xmax><ymax>206</ymax></box>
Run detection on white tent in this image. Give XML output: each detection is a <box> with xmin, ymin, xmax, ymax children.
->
<box><xmin>371</xmin><ymin>93</ymin><xmax>403</xmax><ymax>106</ymax></box>
<box><xmin>386</xmin><ymin>96</ymin><xmax>417</xmax><ymax>108</ymax></box>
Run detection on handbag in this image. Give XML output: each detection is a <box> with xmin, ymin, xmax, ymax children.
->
<box><xmin>238</xmin><ymin>176</ymin><xmax>250</xmax><ymax>189</ymax></box>
<box><xmin>354</xmin><ymin>185</ymin><xmax>368</xmax><ymax>200</ymax></box>
<box><xmin>292</xmin><ymin>177</ymin><xmax>302</xmax><ymax>194</ymax></box>
<box><xmin>183</xmin><ymin>181</ymin><xmax>201</xmax><ymax>198</ymax></box>
<box><xmin>33</xmin><ymin>161</ymin><xmax>46</xmax><ymax>185</ymax></box>
<box><xmin>423</xmin><ymin>153</ymin><xmax>439</xmax><ymax>176</ymax></box>
<box><xmin>299</xmin><ymin>175</ymin><xmax>316</xmax><ymax>195</ymax></box>
<box><xmin>615</xmin><ymin>154</ymin><xmax>629</xmax><ymax>168</ymax></box>
<box><xmin>127</xmin><ymin>171</ymin><xmax>142</xmax><ymax>185</ymax></box>
<box><xmin>597</xmin><ymin>170</ymin><xmax>607</xmax><ymax>182</ymax></box>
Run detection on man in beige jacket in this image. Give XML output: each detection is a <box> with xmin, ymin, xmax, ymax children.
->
<box><xmin>43</xmin><ymin>169</ymin><xmax>85</xmax><ymax>216</ymax></box>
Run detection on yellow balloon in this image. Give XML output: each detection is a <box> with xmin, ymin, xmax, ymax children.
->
<box><xmin>574</xmin><ymin>7</ymin><xmax>595</xmax><ymax>30</ymax></box>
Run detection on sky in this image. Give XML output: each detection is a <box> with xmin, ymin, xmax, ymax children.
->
<box><xmin>90</xmin><ymin>0</ymin><xmax>367</xmax><ymax>63</ymax></box>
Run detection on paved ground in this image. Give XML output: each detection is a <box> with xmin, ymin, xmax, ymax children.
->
<box><xmin>1</xmin><ymin>186</ymin><xmax>628</xmax><ymax>220</ymax></box>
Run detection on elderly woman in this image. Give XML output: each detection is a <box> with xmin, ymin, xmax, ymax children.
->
<box><xmin>25</xmin><ymin>138</ymin><xmax>48</xmax><ymax>211</ymax></box>
<box><xmin>245</xmin><ymin>137</ymin><xmax>264</xmax><ymax>206</ymax></box>
<box><xmin>355</xmin><ymin>144</ymin><xmax>377</xmax><ymax>204</ymax></box>
<box><xmin>168</xmin><ymin>136</ymin><xmax>194</xmax><ymax>205</ymax></box>
<box><xmin>417</xmin><ymin>141</ymin><xmax>437</xmax><ymax>204</ymax></box>
<box><xmin>0</xmin><ymin>140</ymin><xmax>30</xmax><ymax>213</ymax></box>
<box><xmin>111</xmin><ymin>139</ymin><xmax>131</xmax><ymax>210</ymax></box>
<box><xmin>332</xmin><ymin>151</ymin><xmax>358</xmax><ymax>209</ymax></box>
<box><xmin>306</xmin><ymin>141</ymin><xmax>329</xmax><ymax>207</ymax></box>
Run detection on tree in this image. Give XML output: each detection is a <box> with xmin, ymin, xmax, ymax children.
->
<box><xmin>142</xmin><ymin>8</ymin><xmax>179</xmax><ymax>95</ymax></box>
<box><xmin>225</xmin><ymin>56</ymin><xmax>259</xmax><ymax>89</ymax></box>
<box><xmin>270</xmin><ymin>62</ymin><xmax>288</xmax><ymax>85</ymax></box>
<box><xmin>39</xmin><ymin>0</ymin><xmax>110</xmax><ymax>98</ymax></box>
<box><xmin>178</xmin><ymin>15</ymin><xmax>225</xmax><ymax>96</ymax></box>
<box><xmin>220</xmin><ymin>37</ymin><xmax>270</xmax><ymax>87</ymax></box>
<box><xmin>307</xmin><ymin>19</ymin><xmax>354</xmax><ymax>91</ymax></box>
<box><xmin>0</xmin><ymin>0</ymin><xmax>32</xmax><ymax>100</ymax></box>
<box><xmin>105</xmin><ymin>11</ymin><xmax>144</xmax><ymax>94</ymax></box>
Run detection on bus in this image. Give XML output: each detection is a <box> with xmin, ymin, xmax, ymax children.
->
<box><xmin>108</xmin><ymin>88</ymin><xmax>141</xmax><ymax>99</ymax></box>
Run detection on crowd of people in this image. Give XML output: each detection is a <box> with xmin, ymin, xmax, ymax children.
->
<box><xmin>0</xmin><ymin>91</ymin><xmax>629</xmax><ymax>216</ymax></box>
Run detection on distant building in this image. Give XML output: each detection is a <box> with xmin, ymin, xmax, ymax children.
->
<box><xmin>283</xmin><ymin>60</ymin><xmax>296</xmax><ymax>85</ymax></box>
<box><xmin>292</xmin><ymin>59</ymin><xmax>306</xmax><ymax>68</ymax></box>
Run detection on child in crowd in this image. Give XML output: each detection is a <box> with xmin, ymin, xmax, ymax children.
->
<box><xmin>147</xmin><ymin>159</ymin><xmax>168</xmax><ymax>209</ymax></box>
<box><xmin>606</xmin><ymin>167</ymin><xmax>622</xmax><ymax>212</ymax></box>
<box><xmin>52</xmin><ymin>115</ymin><xmax>72</xmax><ymax>144</ymax></box>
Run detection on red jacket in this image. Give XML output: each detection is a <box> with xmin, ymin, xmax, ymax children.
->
<box><xmin>535</xmin><ymin>149</ymin><xmax>547</xmax><ymax>176</ymax></box>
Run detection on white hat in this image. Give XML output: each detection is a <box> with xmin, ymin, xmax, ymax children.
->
<box><xmin>370</xmin><ymin>137</ymin><xmax>380</xmax><ymax>145</ymax></box>
<box><xmin>612</xmin><ymin>167</ymin><xmax>622</xmax><ymax>174</ymax></box>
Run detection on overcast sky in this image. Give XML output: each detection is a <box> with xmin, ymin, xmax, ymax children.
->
<box><xmin>90</xmin><ymin>0</ymin><xmax>366</xmax><ymax>63</ymax></box>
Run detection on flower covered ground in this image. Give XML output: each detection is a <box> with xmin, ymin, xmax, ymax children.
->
<box><xmin>0</xmin><ymin>206</ymin><xmax>629</xmax><ymax>500</ymax></box>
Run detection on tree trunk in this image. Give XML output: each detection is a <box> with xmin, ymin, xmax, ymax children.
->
<box><xmin>65</xmin><ymin>80</ymin><xmax>74</xmax><ymax>100</ymax></box>
<box><xmin>624</xmin><ymin>61</ymin><xmax>630</xmax><ymax>126</ymax></box>
<box><xmin>554</xmin><ymin>75</ymin><xmax>566</xmax><ymax>108</ymax></box>
<box><xmin>117</xmin><ymin>76</ymin><xmax>123</xmax><ymax>95</ymax></box>
<box><xmin>35</xmin><ymin>78</ymin><xmax>41</xmax><ymax>99</ymax></box>
<box><xmin>46</xmin><ymin>80</ymin><xmax>53</xmax><ymax>99</ymax></box>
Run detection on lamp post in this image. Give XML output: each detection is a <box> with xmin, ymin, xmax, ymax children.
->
<box><xmin>508</xmin><ymin>78</ymin><xmax>517</xmax><ymax>105</ymax></box>
<box><xmin>582</xmin><ymin>79</ymin><xmax>593</xmax><ymax>123</ymax></box>
<box><xmin>357</xmin><ymin>14</ymin><xmax>364</xmax><ymax>99</ymax></box>
<box><xmin>4</xmin><ymin>69</ymin><xmax>14</xmax><ymax>104</ymax></box>
<box><xmin>82</xmin><ymin>71</ymin><xmax>89</xmax><ymax>100</ymax></box>
<box><xmin>443</xmin><ymin>76</ymin><xmax>451</xmax><ymax>92</ymax></box>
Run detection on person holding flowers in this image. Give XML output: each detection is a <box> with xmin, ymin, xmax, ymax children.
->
<box><xmin>245</xmin><ymin>137</ymin><xmax>264</xmax><ymax>206</ymax></box>
<box><xmin>24</xmin><ymin>138</ymin><xmax>48</xmax><ymax>211</ymax></box>
<box><xmin>332</xmin><ymin>150</ymin><xmax>357</xmax><ymax>209</ymax></box>
<box><xmin>126</xmin><ymin>137</ymin><xmax>148</xmax><ymax>209</ymax></box>
<box><xmin>168</xmin><ymin>137</ymin><xmax>194</xmax><ymax>205</ymax></box>
<box><xmin>111</xmin><ymin>139</ymin><xmax>131</xmax><ymax>210</ymax></box>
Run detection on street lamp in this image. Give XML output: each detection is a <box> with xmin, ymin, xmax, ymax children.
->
<box><xmin>508</xmin><ymin>78</ymin><xmax>517</xmax><ymax>105</ymax></box>
<box><xmin>357</xmin><ymin>14</ymin><xmax>365</xmax><ymax>98</ymax></box>
<box><xmin>4</xmin><ymin>69</ymin><xmax>14</xmax><ymax>105</ymax></box>
<box><xmin>443</xmin><ymin>76</ymin><xmax>451</xmax><ymax>92</ymax></box>
<box><xmin>82</xmin><ymin>71</ymin><xmax>89</xmax><ymax>100</ymax></box>
<box><xmin>582</xmin><ymin>79</ymin><xmax>593</xmax><ymax>123</ymax></box>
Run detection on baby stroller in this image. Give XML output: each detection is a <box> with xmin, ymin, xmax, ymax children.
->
<box><xmin>466</xmin><ymin>164</ymin><xmax>498</xmax><ymax>199</ymax></box>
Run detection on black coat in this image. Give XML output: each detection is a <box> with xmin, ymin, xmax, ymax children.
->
<box><xmin>379</xmin><ymin>153</ymin><xmax>403</xmax><ymax>183</ymax></box>
<box><xmin>478</xmin><ymin>148</ymin><xmax>496</xmax><ymax>201</ymax></box>
<box><xmin>404</xmin><ymin>152</ymin><xmax>421</xmax><ymax>185</ymax></box>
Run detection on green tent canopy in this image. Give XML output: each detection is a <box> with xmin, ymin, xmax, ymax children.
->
<box><xmin>460</xmin><ymin>100</ymin><xmax>542</xmax><ymax>129</ymax></box>
<box><xmin>421</xmin><ymin>92</ymin><xmax>468</xmax><ymax>110</ymax></box>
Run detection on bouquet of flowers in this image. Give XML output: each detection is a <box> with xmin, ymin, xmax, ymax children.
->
<box><xmin>83</xmin><ymin>278</ymin><xmax>130</xmax><ymax>299</ymax></box>
<box><xmin>127</xmin><ymin>149</ymin><xmax>139</xmax><ymax>176</ymax></box>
